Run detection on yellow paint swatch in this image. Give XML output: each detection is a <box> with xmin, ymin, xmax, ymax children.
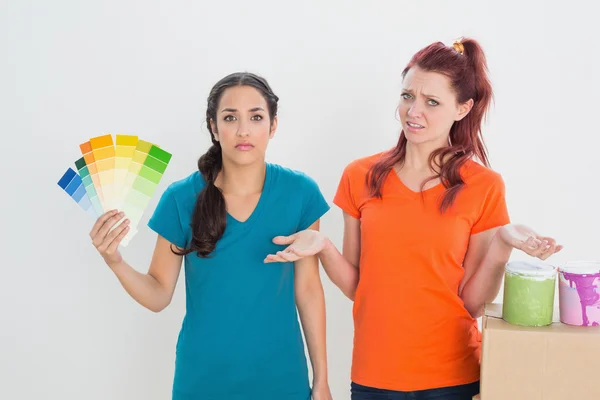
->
<box><xmin>90</xmin><ymin>134</ymin><xmax>116</xmax><ymax>211</ymax></box>
<box><xmin>113</xmin><ymin>134</ymin><xmax>138</xmax><ymax>211</ymax></box>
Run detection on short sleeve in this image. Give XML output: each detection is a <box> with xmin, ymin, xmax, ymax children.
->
<box><xmin>297</xmin><ymin>174</ymin><xmax>331</xmax><ymax>231</ymax></box>
<box><xmin>147</xmin><ymin>184</ymin><xmax>187</xmax><ymax>248</ymax></box>
<box><xmin>333</xmin><ymin>164</ymin><xmax>361</xmax><ymax>219</ymax></box>
<box><xmin>471</xmin><ymin>173</ymin><xmax>511</xmax><ymax>234</ymax></box>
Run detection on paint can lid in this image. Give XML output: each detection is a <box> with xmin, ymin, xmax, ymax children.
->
<box><xmin>559</xmin><ymin>261</ymin><xmax>600</xmax><ymax>275</ymax></box>
<box><xmin>505</xmin><ymin>260</ymin><xmax>557</xmax><ymax>278</ymax></box>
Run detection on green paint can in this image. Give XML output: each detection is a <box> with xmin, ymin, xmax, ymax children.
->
<box><xmin>502</xmin><ymin>260</ymin><xmax>557</xmax><ymax>326</ymax></box>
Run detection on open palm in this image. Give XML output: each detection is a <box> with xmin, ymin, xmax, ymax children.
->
<box><xmin>498</xmin><ymin>224</ymin><xmax>563</xmax><ymax>260</ymax></box>
<box><xmin>264</xmin><ymin>229</ymin><xmax>327</xmax><ymax>263</ymax></box>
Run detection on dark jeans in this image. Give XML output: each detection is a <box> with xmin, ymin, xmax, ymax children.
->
<box><xmin>351</xmin><ymin>381</ymin><xmax>480</xmax><ymax>400</ymax></box>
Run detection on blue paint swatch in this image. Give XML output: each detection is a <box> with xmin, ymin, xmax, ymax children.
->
<box><xmin>58</xmin><ymin>167</ymin><xmax>98</xmax><ymax>218</ymax></box>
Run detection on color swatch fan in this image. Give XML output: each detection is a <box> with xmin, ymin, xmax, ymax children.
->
<box><xmin>57</xmin><ymin>134</ymin><xmax>172</xmax><ymax>247</ymax></box>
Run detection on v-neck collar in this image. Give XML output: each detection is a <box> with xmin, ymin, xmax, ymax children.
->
<box><xmin>194</xmin><ymin>162</ymin><xmax>272</xmax><ymax>231</ymax></box>
<box><xmin>226</xmin><ymin>163</ymin><xmax>271</xmax><ymax>227</ymax></box>
<box><xmin>388</xmin><ymin>167</ymin><xmax>445</xmax><ymax>200</ymax></box>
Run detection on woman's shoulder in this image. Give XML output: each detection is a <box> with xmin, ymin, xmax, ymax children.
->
<box><xmin>163</xmin><ymin>171</ymin><xmax>201</xmax><ymax>198</ymax></box>
<box><xmin>268</xmin><ymin>163</ymin><xmax>320</xmax><ymax>189</ymax></box>
<box><xmin>461</xmin><ymin>159</ymin><xmax>505</xmax><ymax>191</ymax></box>
<box><xmin>341</xmin><ymin>151</ymin><xmax>387</xmax><ymax>179</ymax></box>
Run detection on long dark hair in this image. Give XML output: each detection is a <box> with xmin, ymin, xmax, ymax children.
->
<box><xmin>367</xmin><ymin>37</ymin><xmax>493</xmax><ymax>212</ymax></box>
<box><xmin>173</xmin><ymin>72</ymin><xmax>279</xmax><ymax>257</ymax></box>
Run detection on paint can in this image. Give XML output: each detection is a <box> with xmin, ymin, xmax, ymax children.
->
<box><xmin>502</xmin><ymin>260</ymin><xmax>557</xmax><ymax>326</ymax></box>
<box><xmin>558</xmin><ymin>261</ymin><xmax>600</xmax><ymax>327</ymax></box>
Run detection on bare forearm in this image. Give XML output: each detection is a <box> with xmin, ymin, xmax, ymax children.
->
<box><xmin>296</xmin><ymin>286</ymin><xmax>328</xmax><ymax>384</ymax></box>
<box><xmin>109</xmin><ymin>260</ymin><xmax>171</xmax><ymax>313</ymax></box>
<box><xmin>318</xmin><ymin>239</ymin><xmax>359</xmax><ymax>300</ymax></box>
<box><xmin>461</xmin><ymin>233</ymin><xmax>514</xmax><ymax>318</ymax></box>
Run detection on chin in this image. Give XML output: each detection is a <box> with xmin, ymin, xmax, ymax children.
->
<box><xmin>404</xmin><ymin>131</ymin><xmax>433</xmax><ymax>144</ymax></box>
<box><xmin>229</xmin><ymin>153</ymin><xmax>263</xmax><ymax>167</ymax></box>
<box><xmin>404</xmin><ymin>130</ymin><xmax>449</xmax><ymax>148</ymax></box>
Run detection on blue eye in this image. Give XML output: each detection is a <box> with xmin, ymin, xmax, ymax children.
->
<box><xmin>428</xmin><ymin>99</ymin><xmax>439</xmax><ymax>106</ymax></box>
<box><xmin>401</xmin><ymin>93</ymin><xmax>412</xmax><ymax>100</ymax></box>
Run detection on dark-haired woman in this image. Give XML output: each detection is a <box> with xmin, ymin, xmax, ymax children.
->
<box><xmin>265</xmin><ymin>38</ymin><xmax>563</xmax><ymax>400</ymax></box>
<box><xmin>89</xmin><ymin>72</ymin><xmax>332</xmax><ymax>400</ymax></box>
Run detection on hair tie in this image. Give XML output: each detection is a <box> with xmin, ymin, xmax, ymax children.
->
<box><xmin>452</xmin><ymin>38</ymin><xmax>465</xmax><ymax>55</ymax></box>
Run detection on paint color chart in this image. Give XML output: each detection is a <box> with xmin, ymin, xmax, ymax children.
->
<box><xmin>57</xmin><ymin>168</ymin><xmax>99</xmax><ymax>219</ymax></box>
<box><xmin>120</xmin><ymin>143</ymin><xmax>172</xmax><ymax>246</ymax></box>
<box><xmin>90</xmin><ymin>135</ymin><xmax>116</xmax><ymax>211</ymax></box>
<box><xmin>114</xmin><ymin>135</ymin><xmax>138</xmax><ymax>211</ymax></box>
<box><xmin>58</xmin><ymin>134</ymin><xmax>172</xmax><ymax>247</ymax></box>
<box><xmin>79</xmin><ymin>140</ymin><xmax>104</xmax><ymax>208</ymax></box>
<box><xmin>74</xmin><ymin>156</ymin><xmax>103</xmax><ymax>216</ymax></box>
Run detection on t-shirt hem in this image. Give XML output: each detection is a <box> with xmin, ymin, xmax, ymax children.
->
<box><xmin>350</xmin><ymin>372</ymin><xmax>481</xmax><ymax>392</ymax></box>
<box><xmin>172</xmin><ymin>386</ymin><xmax>311</xmax><ymax>400</ymax></box>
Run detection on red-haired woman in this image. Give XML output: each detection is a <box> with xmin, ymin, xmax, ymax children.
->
<box><xmin>265</xmin><ymin>38</ymin><xmax>563</xmax><ymax>399</ymax></box>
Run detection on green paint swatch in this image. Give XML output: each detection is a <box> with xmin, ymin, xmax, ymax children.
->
<box><xmin>148</xmin><ymin>146</ymin><xmax>172</xmax><ymax>164</ymax></box>
<box><xmin>144</xmin><ymin>155</ymin><xmax>168</xmax><ymax>174</ymax></box>
<box><xmin>75</xmin><ymin>157</ymin><xmax>87</xmax><ymax>170</ymax></box>
<box><xmin>139</xmin><ymin>165</ymin><xmax>162</xmax><ymax>184</ymax></box>
<box><xmin>132</xmin><ymin>176</ymin><xmax>157</xmax><ymax>197</ymax></box>
<box><xmin>79</xmin><ymin>166</ymin><xmax>89</xmax><ymax>178</ymax></box>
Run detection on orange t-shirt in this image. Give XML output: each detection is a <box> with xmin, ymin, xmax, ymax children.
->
<box><xmin>333</xmin><ymin>152</ymin><xmax>510</xmax><ymax>391</ymax></box>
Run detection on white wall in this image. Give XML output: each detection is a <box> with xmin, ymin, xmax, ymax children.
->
<box><xmin>1</xmin><ymin>1</ymin><xmax>598</xmax><ymax>399</ymax></box>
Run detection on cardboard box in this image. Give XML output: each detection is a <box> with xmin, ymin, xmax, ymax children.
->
<box><xmin>480</xmin><ymin>303</ymin><xmax>600</xmax><ymax>399</ymax></box>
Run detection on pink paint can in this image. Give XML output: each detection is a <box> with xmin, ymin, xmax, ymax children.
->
<box><xmin>558</xmin><ymin>261</ymin><xmax>600</xmax><ymax>327</ymax></box>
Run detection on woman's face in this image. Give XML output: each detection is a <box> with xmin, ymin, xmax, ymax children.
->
<box><xmin>211</xmin><ymin>85</ymin><xmax>277</xmax><ymax>167</ymax></box>
<box><xmin>398</xmin><ymin>66</ymin><xmax>472</xmax><ymax>148</ymax></box>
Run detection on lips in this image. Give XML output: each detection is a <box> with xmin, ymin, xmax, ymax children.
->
<box><xmin>406</xmin><ymin>121</ymin><xmax>425</xmax><ymax>129</ymax></box>
<box><xmin>235</xmin><ymin>143</ymin><xmax>254</xmax><ymax>150</ymax></box>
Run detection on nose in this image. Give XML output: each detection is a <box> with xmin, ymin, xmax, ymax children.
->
<box><xmin>407</xmin><ymin>102</ymin><xmax>423</xmax><ymax>118</ymax></box>
<box><xmin>236</xmin><ymin>120</ymin><xmax>251</xmax><ymax>137</ymax></box>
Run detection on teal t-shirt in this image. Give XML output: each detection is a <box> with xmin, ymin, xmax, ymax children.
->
<box><xmin>147</xmin><ymin>163</ymin><xmax>330</xmax><ymax>400</ymax></box>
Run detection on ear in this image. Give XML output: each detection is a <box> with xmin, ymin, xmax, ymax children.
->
<box><xmin>209</xmin><ymin>119</ymin><xmax>219</xmax><ymax>141</ymax></box>
<box><xmin>455</xmin><ymin>99</ymin><xmax>474</xmax><ymax>121</ymax></box>
<box><xmin>269</xmin><ymin>116</ymin><xmax>278</xmax><ymax>139</ymax></box>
